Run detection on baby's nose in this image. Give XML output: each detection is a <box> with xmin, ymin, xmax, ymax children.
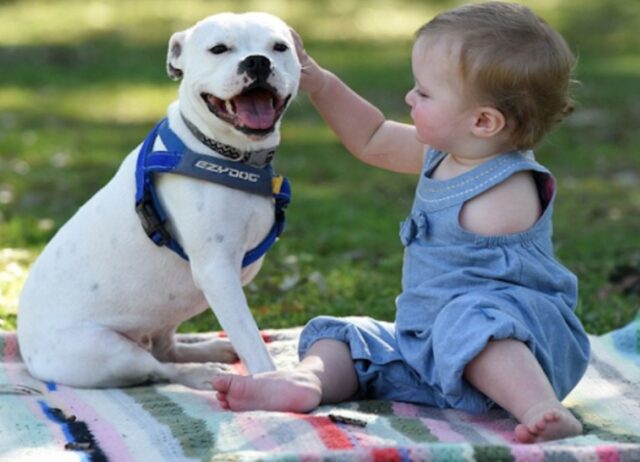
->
<box><xmin>405</xmin><ymin>90</ymin><xmax>415</xmax><ymax>107</ymax></box>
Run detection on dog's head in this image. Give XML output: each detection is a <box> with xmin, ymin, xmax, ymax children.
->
<box><xmin>167</xmin><ymin>12</ymin><xmax>300</xmax><ymax>145</ymax></box>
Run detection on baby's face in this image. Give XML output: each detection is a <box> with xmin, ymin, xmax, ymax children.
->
<box><xmin>405</xmin><ymin>37</ymin><xmax>474</xmax><ymax>153</ymax></box>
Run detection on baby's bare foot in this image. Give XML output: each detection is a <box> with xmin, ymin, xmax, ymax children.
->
<box><xmin>515</xmin><ymin>402</ymin><xmax>582</xmax><ymax>443</ymax></box>
<box><xmin>212</xmin><ymin>370</ymin><xmax>322</xmax><ymax>412</ymax></box>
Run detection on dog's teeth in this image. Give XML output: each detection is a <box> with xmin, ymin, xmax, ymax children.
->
<box><xmin>225</xmin><ymin>100</ymin><xmax>235</xmax><ymax>115</ymax></box>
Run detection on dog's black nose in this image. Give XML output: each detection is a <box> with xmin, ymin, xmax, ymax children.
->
<box><xmin>238</xmin><ymin>55</ymin><xmax>272</xmax><ymax>81</ymax></box>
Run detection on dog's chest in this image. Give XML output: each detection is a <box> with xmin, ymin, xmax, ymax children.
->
<box><xmin>157</xmin><ymin>175</ymin><xmax>275</xmax><ymax>253</ymax></box>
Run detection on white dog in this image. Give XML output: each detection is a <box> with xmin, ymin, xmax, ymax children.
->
<box><xmin>17</xmin><ymin>12</ymin><xmax>300</xmax><ymax>389</ymax></box>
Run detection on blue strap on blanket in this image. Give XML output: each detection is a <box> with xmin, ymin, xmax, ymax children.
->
<box><xmin>134</xmin><ymin>118</ymin><xmax>291</xmax><ymax>267</ymax></box>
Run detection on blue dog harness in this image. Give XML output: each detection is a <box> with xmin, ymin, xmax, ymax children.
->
<box><xmin>134</xmin><ymin>118</ymin><xmax>291</xmax><ymax>267</ymax></box>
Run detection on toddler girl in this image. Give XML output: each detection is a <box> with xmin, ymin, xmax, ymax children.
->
<box><xmin>213</xmin><ymin>2</ymin><xmax>590</xmax><ymax>443</ymax></box>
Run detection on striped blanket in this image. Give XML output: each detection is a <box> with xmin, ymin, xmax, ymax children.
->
<box><xmin>1</xmin><ymin>315</ymin><xmax>639</xmax><ymax>462</ymax></box>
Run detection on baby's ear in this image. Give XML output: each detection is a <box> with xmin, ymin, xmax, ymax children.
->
<box><xmin>471</xmin><ymin>107</ymin><xmax>506</xmax><ymax>138</ymax></box>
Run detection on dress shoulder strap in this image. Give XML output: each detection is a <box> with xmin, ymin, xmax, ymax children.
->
<box><xmin>416</xmin><ymin>149</ymin><xmax>552</xmax><ymax>212</ymax></box>
<box><xmin>422</xmin><ymin>147</ymin><xmax>446</xmax><ymax>176</ymax></box>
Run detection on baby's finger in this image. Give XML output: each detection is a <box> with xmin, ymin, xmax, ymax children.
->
<box><xmin>289</xmin><ymin>27</ymin><xmax>308</xmax><ymax>62</ymax></box>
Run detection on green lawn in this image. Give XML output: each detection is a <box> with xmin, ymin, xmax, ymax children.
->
<box><xmin>1</xmin><ymin>0</ymin><xmax>639</xmax><ymax>334</ymax></box>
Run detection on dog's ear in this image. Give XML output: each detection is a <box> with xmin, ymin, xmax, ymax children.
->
<box><xmin>167</xmin><ymin>30</ymin><xmax>188</xmax><ymax>80</ymax></box>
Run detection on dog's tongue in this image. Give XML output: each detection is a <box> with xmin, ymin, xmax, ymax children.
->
<box><xmin>233</xmin><ymin>89</ymin><xmax>276</xmax><ymax>130</ymax></box>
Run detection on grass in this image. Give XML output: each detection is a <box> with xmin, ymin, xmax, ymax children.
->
<box><xmin>1</xmin><ymin>0</ymin><xmax>639</xmax><ymax>334</ymax></box>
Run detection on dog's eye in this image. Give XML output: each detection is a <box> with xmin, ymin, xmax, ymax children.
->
<box><xmin>273</xmin><ymin>42</ymin><xmax>288</xmax><ymax>52</ymax></box>
<box><xmin>209</xmin><ymin>44</ymin><xmax>230</xmax><ymax>55</ymax></box>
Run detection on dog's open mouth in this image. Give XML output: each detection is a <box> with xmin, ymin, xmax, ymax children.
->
<box><xmin>202</xmin><ymin>84</ymin><xmax>290</xmax><ymax>136</ymax></box>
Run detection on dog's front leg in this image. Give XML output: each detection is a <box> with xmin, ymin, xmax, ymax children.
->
<box><xmin>193</xmin><ymin>262</ymin><xmax>276</xmax><ymax>374</ymax></box>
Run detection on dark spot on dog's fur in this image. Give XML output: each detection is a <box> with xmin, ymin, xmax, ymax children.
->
<box><xmin>168</xmin><ymin>293</ymin><xmax>176</xmax><ymax>301</ymax></box>
<box><xmin>90</xmin><ymin>283</ymin><xmax>99</xmax><ymax>292</ymax></box>
<box><xmin>207</xmin><ymin>234</ymin><xmax>225</xmax><ymax>244</ymax></box>
<box><xmin>196</xmin><ymin>202</ymin><xmax>205</xmax><ymax>212</ymax></box>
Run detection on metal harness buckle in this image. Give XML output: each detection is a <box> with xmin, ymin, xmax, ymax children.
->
<box><xmin>135</xmin><ymin>189</ymin><xmax>172</xmax><ymax>247</ymax></box>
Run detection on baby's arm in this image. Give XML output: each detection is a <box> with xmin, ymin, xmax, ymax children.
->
<box><xmin>292</xmin><ymin>30</ymin><xmax>423</xmax><ymax>174</ymax></box>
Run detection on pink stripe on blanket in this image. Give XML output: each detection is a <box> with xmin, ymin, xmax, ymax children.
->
<box><xmin>393</xmin><ymin>401</ymin><xmax>421</xmax><ymax>417</ymax></box>
<box><xmin>422</xmin><ymin>418</ymin><xmax>468</xmax><ymax>443</ymax></box>
<box><xmin>467</xmin><ymin>415</ymin><xmax>515</xmax><ymax>443</ymax></box>
<box><xmin>52</xmin><ymin>386</ymin><xmax>135</xmax><ymax>462</ymax></box>
<box><xmin>235</xmin><ymin>413</ymin><xmax>280</xmax><ymax>451</ymax></box>
<box><xmin>596</xmin><ymin>445</ymin><xmax>620</xmax><ymax>462</ymax></box>
<box><xmin>510</xmin><ymin>443</ymin><xmax>545</xmax><ymax>462</ymax></box>
<box><xmin>392</xmin><ymin>402</ymin><xmax>467</xmax><ymax>443</ymax></box>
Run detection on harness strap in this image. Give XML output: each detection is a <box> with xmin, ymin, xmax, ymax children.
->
<box><xmin>134</xmin><ymin>118</ymin><xmax>291</xmax><ymax>267</ymax></box>
<box><xmin>156</xmin><ymin>120</ymin><xmax>275</xmax><ymax>196</ymax></box>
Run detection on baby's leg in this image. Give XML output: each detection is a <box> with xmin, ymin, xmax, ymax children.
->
<box><xmin>212</xmin><ymin>339</ymin><xmax>358</xmax><ymax>412</ymax></box>
<box><xmin>464</xmin><ymin>339</ymin><xmax>582</xmax><ymax>443</ymax></box>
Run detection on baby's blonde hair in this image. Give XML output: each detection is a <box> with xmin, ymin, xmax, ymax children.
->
<box><xmin>417</xmin><ymin>2</ymin><xmax>576</xmax><ymax>149</ymax></box>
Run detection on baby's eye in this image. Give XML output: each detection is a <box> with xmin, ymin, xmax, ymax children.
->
<box><xmin>415</xmin><ymin>88</ymin><xmax>428</xmax><ymax>98</ymax></box>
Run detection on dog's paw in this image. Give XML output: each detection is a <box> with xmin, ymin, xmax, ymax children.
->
<box><xmin>210</xmin><ymin>338</ymin><xmax>240</xmax><ymax>364</ymax></box>
<box><xmin>175</xmin><ymin>337</ymin><xmax>239</xmax><ymax>364</ymax></box>
<box><xmin>172</xmin><ymin>362</ymin><xmax>233</xmax><ymax>390</ymax></box>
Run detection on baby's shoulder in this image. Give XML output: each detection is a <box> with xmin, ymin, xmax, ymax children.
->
<box><xmin>459</xmin><ymin>171</ymin><xmax>542</xmax><ymax>236</ymax></box>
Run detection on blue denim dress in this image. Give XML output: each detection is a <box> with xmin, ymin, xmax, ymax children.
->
<box><xmin>299</xmin><ymin>149</ymin><xmax>590</xmax><ymax>414</ymax></box>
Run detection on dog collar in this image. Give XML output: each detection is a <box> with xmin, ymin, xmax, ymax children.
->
<box><xmin>134</xmin><ymin>118</ymin><xmax>291</xmax><ymax>267</ymax></box>
<box><xmin>180</xmin><ymin>113</ymin><xmax>277</xmax><ymax>168</ymax></box>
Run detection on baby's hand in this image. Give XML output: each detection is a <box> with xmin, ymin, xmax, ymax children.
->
<box><xmin>290</xmin><ymin>28</ymin><xmax>328</xmax><ymax>95</ymax></box>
